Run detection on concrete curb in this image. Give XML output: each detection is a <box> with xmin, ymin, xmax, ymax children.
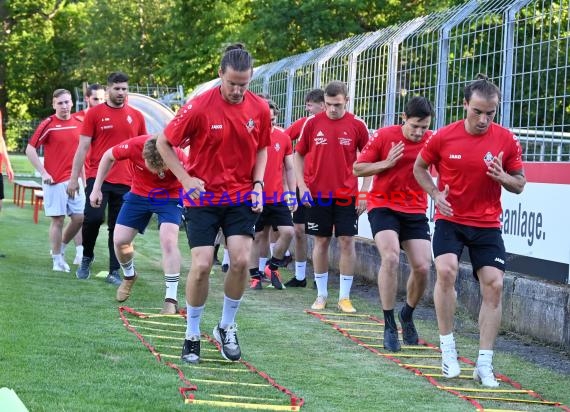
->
<box><xmin>312</xmin><ymin>236</ymin><xmax>570</xmax><ymax>349</ymax></box>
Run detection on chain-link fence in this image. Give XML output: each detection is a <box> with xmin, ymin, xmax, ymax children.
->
<box><xmin>191</xmin><ymin>0</ymin><xmax>569</xmax><ymax>162</ymax></box>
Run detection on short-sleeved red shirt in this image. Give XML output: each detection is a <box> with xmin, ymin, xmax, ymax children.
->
<box><xmin>419</xmin><ymin>120</ymin><xmax>524</xmax><ymax>228</ymax></box>
<box><xmin>29</xmin><ymin>115</ymin><xmax>83</xmax><ymax>183</ymax></box>
<box><xmin>263</xmin><ymin>127</ymin><xmax>293</xmax><ymax>203</ymax></box>
<box><xmin>357</xmin><ymin>125</ymin><xmax>431</xmax><ymax>213</ymax></box>
<box><xmin>285</xmin><ymin>116</ymin><xmax>313</xmax><ymax>180</ymax></box>
<box><xmin>295</xmin><ymin>111</ymin><xmax>369</xmax><ymax>197</ymax></box>
<box><xmin>82</xmin><ymin>103</ymin><xmax>147</xmax><ymax>185</ymax></box>
<box><xmin>163</xmin><ymin>87</ymin><xmax>271</xmax><ymax>206</ymax></box>
<box><xmin>111</xmin><ymin>135</ymin><xmax>185</xmax><ymax>198</ymax></box>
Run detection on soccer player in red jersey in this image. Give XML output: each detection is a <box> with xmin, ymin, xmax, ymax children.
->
<box><xmin>295</xmin><ymin>81</ymin><xmax>371</xmax><ymax>313</ymax></box>
<box><xmin>354</xmin><ymin>96</ymin><xmax>434</xmax><ymax>351</ymax></box>
<box><xmin>74</xmin><ymin>83</ymin><xmax>106</xmax><ymax>122</ymax></box>
<box><xmin>157</xmin><ymin>43</ymin><xmax>270</xmax><ymax>363</ymax></box>
<box><xmin>26</xmin><ymin>89</ymin><xmax>85</xmax><ymax>273</ymax></box>
<box><xmin>414</xmin><ymin>74</ymin><xmax>526</xmax><ymax>387</ymax></box>
<box><xmin>68</xmin><ymin>72</ymin><xmax>147</xmax><ymax>285</ymax></box>
<box><xmin>248</xmin><ymin>99</ymin><xmax>296</xmax><ymax>290</ymax></box>
<box><xmin>89</xmin><ymin>135</ymin><xmax>186</xmax><ymax>314</ymax></box>
<box><xmin>284</xmin><ymin>89</ymin><xmax>325</xmax><ymax>287</ymax></box>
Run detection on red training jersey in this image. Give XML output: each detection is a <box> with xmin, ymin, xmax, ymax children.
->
<box><xmin>82</xmin><ymin>103</ymin><xmax>147</xmax><ymax>185</ymax></box>
<box><xmin>111</xmin><ymin>135</ymin><xmax>186</xmax><ymax>198</ymax></box>
<box><xmin>263</xmin><ymin>127</ymin><xmax>293</xmax><ymax>203</ymax></box>
<box><xmin>285</xmin><ymin>116</ymin><xmax>313</xmax><ymax>182</ymax></box>
<box><xmin>295</xmin><ymin>111</ymin><xmax>369</xmax><ymax>197</ymax></box>
<box><xmin>163</xmin><ymin>87</ymin><xmax>271</xmax><ymax>206</ymax></box>
<box><xmin>419</xmin><ymin>120</ymin><xmax>523</xmax><ymax>228</ymax></box>
<box><xmin>29</xmin><ymin>115</ymin><xmax>83</xmax><ymax>183</ymax></box>
<box><xmin>357</xmin><ymin>125</ymin><xmax>431</xmax><ymax>214</ymax></box>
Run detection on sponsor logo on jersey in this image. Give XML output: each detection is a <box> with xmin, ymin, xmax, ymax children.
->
<box><xmin>338</xmin><ymin>137</ymin><xmax>352</xmax><ymax>146</ymax></box>
<box><xmin>449</xmin><ymin>153</ymin><xmax>462</xmax><ymax>159</ymax></box>
<box><xmin>211</xmin><ymin>124</ymin><xmax>223</xmax><ymax>130</ymax></box>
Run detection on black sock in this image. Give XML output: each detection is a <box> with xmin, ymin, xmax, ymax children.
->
<box><xmin>383</xmin><ymin>309</ymin><xmax>397</xmax><ymax>330</ymax></box>
<box><xmin>249</xmin><ymin>268</ymin><xmax>259</xmax><ymax>278</ymax></box>
<box><xmin>269</xmin><ymin>256</ymin><xmax>284</xmax><ymax>270</ymax></box>
<box><xmin>400</xmin><ymin>303</ymin><xmax>415</xmax><ymax>321</ymax></box>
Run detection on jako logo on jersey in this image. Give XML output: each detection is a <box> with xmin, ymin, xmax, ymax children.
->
<box><xmin>494</xmin><ymin>257</ymin><xmax>505</xmax><ymax>264</ymax></box>
<box><xmin>483</xmin><ymin>151</ymin><xmax>494</xmax><ymax>165</ymax></box>
<box><xmin>127</xmin><ymin>115</ymin><xmax>133</xmax><ymax>124</ymax></box>
<box><xmin>245</xmin><ymin>118</ymin><xmax>255</xmax><ymax>133</ymax></box>
<box><xmin>449</xmin><ymin>154</ymin><xmax>462</xmax><ymax>159</ymax></box>
<box><xmin>211</xmin><ymin>124</ymin><xmax>223</xmax><ymax>130</ymax></box>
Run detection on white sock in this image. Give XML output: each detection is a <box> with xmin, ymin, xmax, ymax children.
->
<box><xmin>477</xmin><ymin>350</ymin><xmax>494</xmax><ymax>367</ymax></box>
<box><xmin>164</xmin><ymin>273</ymin><xmax>179</xmax><ymax>301</ymax></box>
<box><xmin>258</xmin><ymin>257</ymin><xmax>268</xmax><ymax>272</ymax></box>
<box><xmin>52</xmin><ymin>253</ymin><xmax>62</xmax><ymax>263</ymax></box>
<box><xmin>61</xmin><ymin>243</ymin><xmax>68</xmax><ymax>256</ymax></box>
<box><xmin>120</xmin><ymin>259</ymin><xmax>135</xmax><ymax>277</ymax></box>
<box><xmin>220</xmin><ymin>295</ymin><xmax>241</xmax><ymax>329</ymax></box>
<box><xmin>269</xmin><ymin>242</ymin><xmax>276</xmax><ymax>256</ymax></box>
<box><xmin>186</xmin><ymin>303</ymin><xmax>204</xmax><ymax>338</ymax></box>
<box><xmin>440</xmin><ymin>333</ymin><xmax>456</xmax><ymax>349</ymax></box>
<box><xmin>75</xmin><ymin>245</ymin><xmax>83</xmax><ymax>257</ymax></box>
<box><xmin>222</xmin><ymin>249</ymin><xmax>230</xmax><ymax>266</ymax></box>
<box><xmin>314</xmin><ymin>272</ymin><xmax>328</xmax><ymax>297</ymax></box>
<box><xmin>339</xmin><ymin>275</ymin><xmax>353</xmax><ymax>300</ymax></box>
<box><xmin>295</xmin><ymin>261</ymin><xmax>306</xmax><ymax>280</ymax></box>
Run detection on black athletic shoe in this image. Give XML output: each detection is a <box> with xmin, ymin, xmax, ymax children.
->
<box><xmin>181</xmin><ymin>336</ymin><xmax>201</xmax><ymax>364</ymax></box>
<box><xmin>221</xmin><ymin>264</ymin><xmax>229</xmax><ymax>273</ymax></box>
<box><xmin>398</xmin><ymin>308</ymin><xmax>419</xmax><ymax>345</ymax></box>
<box><xmin>213</xmin><ymin>323</ymin><xmax>241</xmax><ymax>361</ymax></box>
<box><xmin>284</xmin><ymin>277</ymin><xmax>307</xmax><ymax>288</ymax></box>
<box><xmin>383</xmin><ymin>327</ymin><xmax>401</xmax><ymax>352</ymax></box>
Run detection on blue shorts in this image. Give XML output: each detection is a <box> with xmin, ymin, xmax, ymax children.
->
<box><xmin>117</xmin><ymin>192</ymin><xmax>183</xmax><ymax>234</ymax></box>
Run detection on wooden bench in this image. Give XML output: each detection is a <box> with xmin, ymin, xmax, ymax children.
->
<box><xmin>13</xmin><ymin>180</ymin><xmax>42</xmax><ymax>208</ymax></box>
<box><xmin>33</xmin><ymin>190</ymin><xmax>44</xmax><ymax>224</ymax></box>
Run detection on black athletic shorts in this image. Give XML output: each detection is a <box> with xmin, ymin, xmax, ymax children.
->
<box><xmin>0</xmin><ymin>173</ymin><xmax>4</xmax><ymax>200</ymax></box>
<box><xmin>305</xmin><ymin>197</ymin><xmax>358</xmax><ymax>237</ymax></box>
<box><xmin>183</xmin><ymin>205</ymin><xmax>259</xmax><ymax>248</ymax></box>
<box><xmin>256</xmin><ymin>202</ymin><xmax>293</xmax><ymax>232</ymax></box>
<box><xmin>432</xmin><ymin>219</ymin><xmax>506</xmax><ymax>275</ymax></box>
<box><xmin>368</xmin><ymin>207</ymin><xmax>430</xmax><ymax>241</ymax></box>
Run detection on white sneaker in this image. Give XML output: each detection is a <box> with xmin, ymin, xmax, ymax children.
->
<box><xmin>53</xmin><ymin>259</ymin><xmax>70</xmax><ymax>273</ymax></box>
<box><xmin>473</xmin><ymin>364</ymin><xmax>499</xmax><ymax>387</ymax></box>
<box><xmin>441</xmin><ymin>347</ymin><xmax>461</xmax><ymax>378</ymax></box>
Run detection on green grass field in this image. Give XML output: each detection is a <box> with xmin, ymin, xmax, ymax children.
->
<box><xmin>1</xmin><ymin>178</ymin><xmax>569</xmax><ymax>412</ymax></box>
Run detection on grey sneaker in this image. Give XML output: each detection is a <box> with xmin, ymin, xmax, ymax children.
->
<box><xmin>106</xmin><ymin>269</ymin><xmax>122</xmax><ymax>286</ymax></box>
<box><xmin>213</xmin><ymin>323</ymin><xmax>241</xmax><ymax>361</ymax></box>
<box><xmin>76</xmin><ymin>256</ymin><xmax>94</xmax><ymax>279</ymax></box>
